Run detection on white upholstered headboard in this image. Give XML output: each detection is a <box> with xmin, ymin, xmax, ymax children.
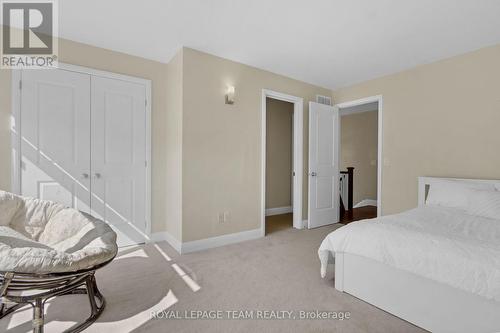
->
<box><xmin>418</xmin><ymin>177</ymin><xmax>500</xmax><ymax>206</ymax></box>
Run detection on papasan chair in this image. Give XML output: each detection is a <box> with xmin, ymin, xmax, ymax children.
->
<box><xmin>0</xmin><ymin>190</ymin><xmax>118</xmax><ymax>333</ymax></box>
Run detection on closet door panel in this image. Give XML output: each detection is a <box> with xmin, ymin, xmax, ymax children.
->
<box><xmin>20</xmin><ymin>69</ymin><xmax>91</xmax><ymax>213</ymax></box>
<box><xmin>91</xmin><ymin>76</ymin><xmax>147</xmax><ymax>246</ymax></box>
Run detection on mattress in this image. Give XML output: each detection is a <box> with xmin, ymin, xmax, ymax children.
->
<box><xmin>318</xmin><ymin>206</ymin><xmax>500</xmax><ymax>302</ymax></box>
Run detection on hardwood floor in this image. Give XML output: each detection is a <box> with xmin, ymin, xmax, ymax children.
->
<box><xmin>265</xmin><ymin>206</ymin><xmax>377</xmax><ymax>234</ymax></box>
<box><xmin>265</xmin><ymin>213</ymin><xmax>293</xmax><ymax>235</ymax></box>
<box><xmin>340</xmin><ymin>205</ymin><xmax>377</xmax><ymax>224</ymax></box>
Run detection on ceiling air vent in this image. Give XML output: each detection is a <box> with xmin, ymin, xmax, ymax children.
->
<box><xmin>316</xmin><ymin>95</ymin><xmax>332</xmax><ymax>106</ymax></box>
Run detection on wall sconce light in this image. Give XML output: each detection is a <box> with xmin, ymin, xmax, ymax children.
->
<box><xmin>225</xmin><ymin>86</ymin><xmax>235</xmax><ymax>105</ymax></box>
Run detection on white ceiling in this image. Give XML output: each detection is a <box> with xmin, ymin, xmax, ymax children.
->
<box><xmin>340</xmin><ymin>102</ymin><xmax>378</xmax><ymax>116</ymax></box>
<box><xmin>59</xmin><ymin>0</ymin><xmax>500</xmax><ymax>89</ymax></box>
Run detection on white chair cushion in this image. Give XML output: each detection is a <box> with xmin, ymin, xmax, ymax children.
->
<box><xmin>0</xmin><ymin>191</ymin><xmax>118</xmax><ymax>274</ymax></box>
<box><xmin>0</xmin><ymin>191</ymin><xmax>22</xmax><ymax>227</ymax></box>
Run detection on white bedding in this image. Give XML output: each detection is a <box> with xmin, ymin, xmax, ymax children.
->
<box><xmin>318</xmin><ymin>206</ymin><xmax>500</xmax><ymax>302</ymax></box>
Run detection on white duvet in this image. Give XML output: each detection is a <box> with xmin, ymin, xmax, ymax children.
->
<box><xmin>318</xmin><ymin>206</ymin><xmax>500</xmax><ymax>302</ymax></box>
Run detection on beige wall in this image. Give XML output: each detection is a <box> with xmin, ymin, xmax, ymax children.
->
<box><xmin>165</xmin><ymin>49</ymin><xmax>184</xmax><ymax>240</ymax></box>
<box><xmin>265</xmin><ymin>98</ymin><xmax>293</xmax><ymax>209</ymax></box>
<box><xmin>181</xmin><ymin>48</ymin><xmax>331</xmax><ymax>242</ymax></box>
<box><xmin>333</xmin><ymin>44</ymin><xmax>500</xmax><ymax>215</ymax></box>
<box><xmin>0</xmin><ymin>41</ymin><xmax>331</xmax><ymax>243</ymax></box>
<box><xmin>0</xmin><ymin>36</ymin><xmax>170</xmax><ymax>234</ymax></box>
<box><xmin>340</xmin><ymin>111</ymin><xmax>378</xmax><ymax>205</ymax></box>
<box><xmin>5</xmin><ymin>35</ymin><xmax>495</xmax><ymax>243</ymax></box>
<box><xmin>0</xmin><ymin>69</ymin><xmax>11</xmax><ymax>192</ymax></box>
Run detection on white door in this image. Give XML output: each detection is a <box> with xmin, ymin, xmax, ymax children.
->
<box><xmin>308</xmin><ymin>102</ymin><xmax>339</xmax><ymax>228</ymax></box>
<box><xmin>20</xmin><ymin>69</ymin><xmax>91</xmax><ymax>213</ymax></box>
<box><xmin>91</xmin><ymin>76</ymin><xmax>147</xmax><ymax>247</ymax></box>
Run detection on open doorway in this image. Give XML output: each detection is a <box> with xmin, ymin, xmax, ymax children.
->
<box><xmin>261</xmin><ymin>90</ymin><xmax>303</xmax><ymax>236</ymax></box>
<box><xmin>336</xmin><ymin>96</ymin><xmax>382</xmax><ymax>224</ymax></box>
<box><xmin>265</xmin><ymin>98</ymin><xmax>294</xmax><ymax>234</ymax></box>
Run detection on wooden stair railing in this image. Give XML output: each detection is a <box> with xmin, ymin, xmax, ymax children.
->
<box><xmin>340</xmin><ymin>167</ymin><xmax>354</xmax><ymax>218</ymax></box>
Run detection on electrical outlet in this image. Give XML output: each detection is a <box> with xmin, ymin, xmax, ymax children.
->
<box><xmin>223</xmin><ymin>211</ymin><xmax>230</xmax><ymax>223</ymax></box>
<box><xmin>218</xmin><ymin>213</ymin><xmax>225</xmax><ymax>224</ymax></box>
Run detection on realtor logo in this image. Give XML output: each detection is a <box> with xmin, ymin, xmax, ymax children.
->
<box><xmin>1</xmin><ymin>0</ymin><xmax>58</xmax><ymax>68</ymax></box>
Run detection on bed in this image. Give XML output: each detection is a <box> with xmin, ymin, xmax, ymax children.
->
<box><xmin>318</xmin><ymin>177</ymin><xmax>500</xmax><ymax>333</ymax></box>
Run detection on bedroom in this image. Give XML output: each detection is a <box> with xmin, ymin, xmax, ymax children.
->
<box><xmin>0</xmin><ymin>1</ymin><xmax>500</xmax><ymax>332</ymax></box>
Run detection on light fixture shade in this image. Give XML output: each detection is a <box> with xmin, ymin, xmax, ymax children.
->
<box><xmin>225</xmin><ymin>86</ymin><xmax>235</xmax><ymax>104</ymax></box>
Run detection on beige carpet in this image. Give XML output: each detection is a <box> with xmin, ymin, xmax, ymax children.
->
<box><xmin>2</xmin><ymin>224</ymin><xmax>426</xmax><ymax>333</ymax></box>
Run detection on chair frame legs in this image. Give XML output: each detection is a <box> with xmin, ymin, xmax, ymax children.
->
<box><xmin>1</xmin><ymin>272</ymin><xmax>106</xmax><ymax>333</ymax></box>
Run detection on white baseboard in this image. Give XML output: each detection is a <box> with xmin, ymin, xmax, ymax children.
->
<box><xmin>354</xmin><ymin>199</ymin><xmax>377</xmax><ymax>208</ymax></box>
<box><xmin>182</xmin><ymin>228</ymin><xmax>262</xmax><ymax>254</ymax></box>
<box><xmin>151</xmin><ymin>231</ymin><xmax>182</xmax><ymax>254</ymax></box>
<box><xmin>265</xmin><ymin>206</ymin><xmax>292</xmax><ymax>216</ymax></box>
<box><xmin>152</xmin><ymin>228</ymin><xmax>262</xmax><ymax>254</ymax></box>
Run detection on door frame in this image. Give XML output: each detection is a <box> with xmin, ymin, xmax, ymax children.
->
<box><xmin>10</xmin><ymin>62</ymin><xmax>153</xmax><ymax>239</ymax></box>
<box><xmin>334</xmin><ymin>95</ymin><xmax>383</xmax><ymax>216</ymax></box>
<box><xmin>261</xmin><ymin>89</ymin><xmax>303</xmax><ymax>236</ymax></box>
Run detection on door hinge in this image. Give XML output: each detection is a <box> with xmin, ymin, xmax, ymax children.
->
<box><xmin>19</xmin><ymin>80</ymin><xmax>22</xmax><ymax>90</ymax></box>
<box><xmin>145</xmin><ymin>99</ymin><xmax>147</xmax><ymax>107</ymax></box>
<box><xmin>145</xmin><ymin>161</ymin><xmax>147</xmax><ymax>167</ymax></box>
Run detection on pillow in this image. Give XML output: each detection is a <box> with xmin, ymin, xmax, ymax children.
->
<box><xmin>467</xmin><ymin>189</ymin><xmax>500</xmax><ymax>220</ymax></box>
<box><xmin>425</xmin><ymin>180</ymin><xmax>496</xmax><ymax>210</ymax></box>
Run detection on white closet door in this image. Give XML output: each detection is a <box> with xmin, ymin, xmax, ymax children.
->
<box><xmin>91</xmin><ymin>76</ymin><xmax>147</xmax><ymax>246</ymax></box>
<box><xmin>308</xmin><ymin>102</ymin><xmax>339</xmax><ymax>228</ymax></box>
<box><xmin>20</xmin><ymin>69</ymin><xmax>91</xmax><ymax>213</ymax></box>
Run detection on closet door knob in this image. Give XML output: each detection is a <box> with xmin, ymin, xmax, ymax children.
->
<box><xmin>94</xmin><ymin>173</ymin><xmax>101</xmax><ymax>179</ymax></box>
<box><xmin>82</xmin><ymin>173</ymin><xmax>89</xmax><ymax>179</ymax></box>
